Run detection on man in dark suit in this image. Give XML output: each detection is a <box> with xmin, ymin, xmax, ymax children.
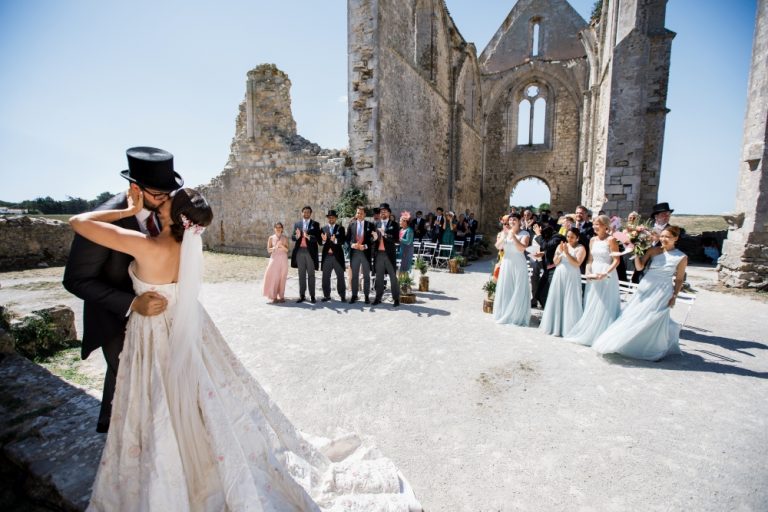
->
<box><xmin>319</xmin><ymin>210</ymin><xmax>346</xmax><ymax>302</ymax></box>
<box><xmin>372</xmin><ymin>203</ymin><xmax>400</xmax><ymax>306</ymax></box>
<box><xmin>63</xmin><ymin>146</ymin><xmax>183</xmax><ymax>433</ymax></box>
<box><xmin>575</xmin><ymin>205</ymin><xmax>594</xmax><ymax>274</ymax></box>
<box><xmin>291</xmin><ymin>206</ymin><xmax>321</xmax><ymax>303</ymax></box>
<box><xmin>432</xmin><ymin>207</ymin><xmax>445</xmax><ymax>243</ymax></box>
<box><xmin>410</xmin><ymin>210</ymin><xmax>427</xmax><ymax>241</ymax></box>
<box><xmin>632</xmin><ymin>202</ymin><xmax>679</xmax><ymax>284</ymax></box>
<box><xmin>346</xmin><ymin>206</ymin><xmax>374</xmax><ymax>304</ymax></box>
<box><xmin>467</xmin><ymin>212</ymin><xmax>478</xmax><ymax>248</ymax></box>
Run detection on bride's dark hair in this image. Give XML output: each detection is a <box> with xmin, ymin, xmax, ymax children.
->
<box><xmin>170</xmin><ymin>188</ymin><xmax>214</xmax><ymax>242</ymax></box>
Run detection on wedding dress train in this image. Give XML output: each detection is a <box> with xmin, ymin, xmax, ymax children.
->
<box><xmin>88</xmin><ymin>261</ymin><xmax>421</xmax><ymax>511</ymax></box>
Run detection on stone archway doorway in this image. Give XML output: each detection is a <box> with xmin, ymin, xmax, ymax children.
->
<box><xmin>508</xmin><ymin>176</ymin><xmax>551</xmax><ymax>212</ymax></box>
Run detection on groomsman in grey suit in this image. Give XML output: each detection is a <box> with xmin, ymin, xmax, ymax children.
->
<box><xmin>319</xmin><ymin>209</ymin><xmax>346</xmax><ymax>302</ymax></box>
<box><xmin>372</xmin><ymin>202</ymin><xmax>400</xmax><ymax>306</ymax></box>
<box><xmin>291</xmin><ymin>206</ymin><xmax>320</xmax><ymax>303</ymax></box>
<box><xmin>346</xmin><ymin>206</ymin><xmax>374</xmax><ymax>304</ymax></box>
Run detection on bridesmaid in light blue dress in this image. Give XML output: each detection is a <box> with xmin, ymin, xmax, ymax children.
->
<box><xmin>540</xmin><ymin>227</ymin><xmax>585</xmax><ymax>336</ymax></box>
<box><xmin>592</xmin><ymin>226</ymin><xmax>688</xmax><ymax>361</ymax></box>
<box><xmin>493</xmin><ymin>214</ymin><xmax>531</xmax><ymax>326</ymax></box>
<box><xmin>566</xmin><ymin>215</ymin><xmax>621</xmax><ymax>345</ymax></box>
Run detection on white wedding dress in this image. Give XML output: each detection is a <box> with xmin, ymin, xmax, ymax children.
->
<box><xmin>88</xmin><ymin>231</ymin><xmax>421</xmax><ymax>511</ymax></box>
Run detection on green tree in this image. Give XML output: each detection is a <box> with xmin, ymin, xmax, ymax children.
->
<box><xmin>334</xmin><ymin>187</ymin><xmax>368</xmax><ymax>219</ymax></box>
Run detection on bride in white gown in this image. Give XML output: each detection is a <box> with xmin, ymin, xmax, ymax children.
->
<box><xmin>70</xmin><ymin>188</ymin><xmax>421</xmax><ymax>512</ymax></box>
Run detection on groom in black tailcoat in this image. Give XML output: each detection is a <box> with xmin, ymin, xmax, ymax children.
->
<box><xmin>63</xmin><ymin>146</ymin><xmax>184</xmax><ymax>433</ymax></box>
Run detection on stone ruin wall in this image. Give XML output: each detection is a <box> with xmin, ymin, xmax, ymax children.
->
<box><xmin>481</xmin><ymin>62</ymin><xmax>586</xmax><ymax>228</ymax></box>
<box><xmin>581</xmin><ymin>0</ymin><xmax>675</xmax><ymax>218</ymax></box>
<box><xmin>349</xmin><ymin>0</ymin><xmax>484</xmax><ymax>217</ymax></box>
<box><xmin>200</xmin><ymin>65</ymin><xmax>352</xmax><ymax>256</ymax></box>
<box><xmin>204</xmin><ymin>0</ymin><xmax>676</xmax><ymax>255</ymax></box>
<box><xmin>0</xmin><ymin>216</ymin><xmax>73</xmax><ymax>271</ymax></box>
<box><xmin>720</xmin><ymin>0</ymin><xmax>768</xmax><ymax>289</ymax></box>
<box><xmin>477</xmin><ymin>0</ymin><xmax>589</xmax><ymax>232</ymax></box>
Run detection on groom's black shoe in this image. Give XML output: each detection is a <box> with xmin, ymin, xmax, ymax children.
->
<box><xmin>349</xmin><ymin>296</ymin><xmax>358</xmax><ymax>304</ymax></box>
<box><xmin>364</xmin><ymin>297</ymin><xmax>370</xmax><ymax>304</ymax></box>
<box><xmin>310</xmin><ymin>297</ymin><xmax>316</xmax><ymax>303</ymax></box>
<box><xmin>372</xmin><ymin>298</ymin><xmax>382</xmax><ymax>306</ymax></box>
<box><xmin>296</xmin><ymin>297</ymin><xmax>305</xmax><ymax>303</ymax></box>
<box><xmin>321</xmin><ymin>297</ymin><xmax>331</xmax><ymax>302</ymax></box>
<box><xmin>96</xmin><ymin>422</ymin><xmax>109</xmax><ymax>434</ymax></box>
<box><xmin>393</xmin><ymin>299</ymin><xmax>400</xmax><ymax>307</ymax></box>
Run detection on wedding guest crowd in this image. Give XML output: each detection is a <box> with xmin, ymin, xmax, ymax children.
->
<box><xmin>264</xmin><ymin>203</ymin><xmax>482</xmax><ymax>308</ymax></box>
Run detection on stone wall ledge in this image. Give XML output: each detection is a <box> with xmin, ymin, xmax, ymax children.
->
<box><xmin>0</xmin><ymin>354</ymin><xmax>100</xmax><ymax>511</ymax></box>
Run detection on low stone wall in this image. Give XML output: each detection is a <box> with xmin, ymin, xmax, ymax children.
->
<box><xmin>0</xmin><ymin>216</ymin><xmax>73</xmax><ymax>271</ymax></box>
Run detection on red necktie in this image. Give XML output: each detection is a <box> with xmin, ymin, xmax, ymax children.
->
<box><xmin>146</xmin><ymin>214</ymin><xmax>160</xmax><ymax>237</ymax></box>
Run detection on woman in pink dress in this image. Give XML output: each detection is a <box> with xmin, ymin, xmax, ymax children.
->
<box><xmin>262</xmin><ymin>222</ymin><xmax>290</xmax><ymax>303</ymax></box>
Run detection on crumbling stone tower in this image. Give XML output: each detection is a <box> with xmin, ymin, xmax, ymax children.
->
<box><xmin>719</xmin><ymin>0</ymin><xmax>768</xmax><ymax>289</ymax></box>
<box><xmin>580</xmin><ymin>0</ymin><xmax>675</xmax><ymax>218</ymax></box>
<box><xmin>348</xmin><ymin>0</ymin><xmax>484</xmax><ymax>217</ymax></box>
<box><xmin>200</xmin><ymin>64</ymin><xmax>351</xmax><ymax>254</ymax></box>
<box><xmin>348</xmin><ymin>0</ymin><xmax>674</xmax><ymax>235</ymax></box>
<box><xmin>479</xmin><ymin>0</ymin><xmax>589</xmax><ymax>225</ymax></box>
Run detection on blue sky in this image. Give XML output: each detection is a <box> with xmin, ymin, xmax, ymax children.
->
<box><xmin>0</xmin><ymin>0</ymin><xmax>758</xmax><ymax>214</ymax></box>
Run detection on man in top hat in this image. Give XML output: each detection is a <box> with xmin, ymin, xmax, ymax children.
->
<box><xmin>291</xmin><ymin>206</ymin><xmax>321</xmax><ymax>303</ymax></box>
<box><xmin>63</xmin><ymin>146</ymin><xmax>183</xmax><ymax>433</ymax></box>
<box><xmin>631</xmin><ymin>202</ymin><xmax>680</xmax><ymax>284</ymax></box>
<box><xmin>319</xmin><ymin>209</ymin><xmax>347</xmax><ymax>302</ymax></box>
<box><xmin>372</xmin><ymin>202</ymin><xmax>400</xmax><ymax>306</ymax></box>
<box><xmin>650</xmin><ymin>202</ymin><xmax>674</xmax><ymax>235</ymax></box>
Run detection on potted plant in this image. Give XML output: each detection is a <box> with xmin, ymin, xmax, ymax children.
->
<box><xmin>482</xmin><ymin>279</ymin><xmax>496</xmax><ymax>314</ymax></box>
<box><xmin>448</xmin><ymin>254</ymin><xmax>465</xmax><ymax>274</ymax></box>
<box><xmin>414</xmin><ymin>257</ymin><xmax>429</xmax><ymax>291</ymax></box>
<box><xmin>398</xmin><ymin>273</ymin><xmax>417</xmax><ymax>304</ymax></box>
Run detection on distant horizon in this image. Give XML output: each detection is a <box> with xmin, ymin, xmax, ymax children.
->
<box><xmin>0</xmin><ymin>0</ymin><xmax>757</xmax><ymax>216</ymax></box>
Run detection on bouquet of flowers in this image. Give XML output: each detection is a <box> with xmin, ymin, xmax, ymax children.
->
<box><xmin>613</xmin><ymin>220</ymin><xmax>654</xmax><ymax>258</ymax></box>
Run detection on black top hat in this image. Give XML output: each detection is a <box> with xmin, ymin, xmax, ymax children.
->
<box><xmin>651</xmin><ymin>202</ymin><xmax>674</xmax><ymax>216</ymax></box>
<box><xmin>120</xmin><ymin>146</ymin><xmax>184</xmax><ymax>192</ymax></box>
<box><xmin>378</xmin><ymin>202</ymin><xmax>391</xmax><ymax>212</ymax></box>
<box><xmin>326</xmin><ymin>209</ymin><xmax>338</xmax><ymax>218</ymax></box>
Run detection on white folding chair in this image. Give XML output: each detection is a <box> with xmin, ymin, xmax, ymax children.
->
<box><xmin>421</xmin><ymin>242</ymin><xmax>438</xmax><ymax>266</ymax></box>
<box><xmin>434</xmin><ymin>244</ymin><xmax>453</xmax><ymax>269</ymax></box>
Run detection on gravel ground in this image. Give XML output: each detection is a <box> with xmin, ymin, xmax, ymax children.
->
<box><xmin>1</xmin><ymin>256</ymin><xmax>766</xmax><ymax>511</ymax></box>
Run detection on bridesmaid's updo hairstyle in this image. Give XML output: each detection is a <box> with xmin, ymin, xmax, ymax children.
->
<box><xmin>170</xmin><ymin>188</ymin><xmax>214</xmax><ymax>242</ymax></box>
<box><xmin>663</xmin><ymin>225</ymin><xmax>682</xmax><ymax>239</ymax></box>
<box><xmin>595</xmin><ymin>214</ymin><xmax>611</xmax><ymax>228</ymax></box>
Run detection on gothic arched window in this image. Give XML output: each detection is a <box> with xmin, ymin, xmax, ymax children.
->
<box><xmin>515</xmin><ymin>83</ymin><xmax>549</xmax><ymax>147</ymax></box>
<box><xmin>532</xmin><ymin>21</ymin><xmax>540</xmax><ymax>57</ymax></box>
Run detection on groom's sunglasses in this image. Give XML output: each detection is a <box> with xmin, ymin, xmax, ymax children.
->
<box><xmin>140</xmin><ymin>187</ymin><xmax>170</xmax><ymax>200</ymax></box>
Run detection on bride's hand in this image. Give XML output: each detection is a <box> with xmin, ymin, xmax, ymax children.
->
<box><xmin>126</xmin><ymin>187</ymin><xmax>144</xmax><ymax>216</ymax></box>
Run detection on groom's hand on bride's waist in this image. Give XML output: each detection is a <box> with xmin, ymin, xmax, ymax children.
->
<box><xmin>130</xmin><ymin>291</ymin><xmax>168</xmax><ymax>317</ymax></box>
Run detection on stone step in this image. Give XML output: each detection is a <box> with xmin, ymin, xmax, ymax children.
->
<box><xmin>0</xmin><ymin>354</ymin><xmax>101</xmax><ymax>511</ymax></box>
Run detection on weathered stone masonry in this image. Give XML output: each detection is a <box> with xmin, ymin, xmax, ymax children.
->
<box><xmin>719</xmin><ymin>0</ymin><xmax>768</xmax><ymax>289</ymax></box>
<box><xmin>203</xmin><ymin>0</ymin><xmax>675</xmax><ymax>251</ymax></box>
